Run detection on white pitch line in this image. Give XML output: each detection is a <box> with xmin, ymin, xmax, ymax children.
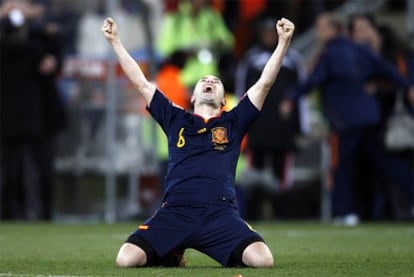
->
<box><xmin>0</xmin><ymin>272</ymin><xmax>93</xmax><ymax>277</ymax></box>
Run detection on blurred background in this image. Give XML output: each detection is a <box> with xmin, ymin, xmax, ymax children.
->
<box><xmin>0</xmin><ymin>0</ymin><xmax>412</xmax><ymax>224</ymax></box>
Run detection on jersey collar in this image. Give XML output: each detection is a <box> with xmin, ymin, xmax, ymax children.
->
<box><xmin>193</xmin><ymin>112</ymin><xmax>223</xmax><ymax>124</ymax></box>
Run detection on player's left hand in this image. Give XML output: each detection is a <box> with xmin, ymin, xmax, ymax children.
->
<box><xmin>276</xmin><ymin>18</ymin><xmax>295</xmax><ymax>43</ymax></box>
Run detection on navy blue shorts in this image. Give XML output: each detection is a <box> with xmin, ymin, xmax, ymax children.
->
<box><xmin>125</xmin><ymin>201</ymin><xmax>263</xmax><ymax>267</ymax></box>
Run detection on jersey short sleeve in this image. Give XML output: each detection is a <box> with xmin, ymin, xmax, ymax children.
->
<box><xmin>230</xmin><ymin>94</ymin><xmax>260</xmax><ymax>136</ymax></box>
<box><xmin>146</xmin><ymin>89</ymin><xmax>184</xmax><ymax>134</ymax></box>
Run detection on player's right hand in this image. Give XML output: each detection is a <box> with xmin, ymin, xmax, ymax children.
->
<box><xmin>102</xmin><ymin>17</ymin><xmax>118</xmax><ymax>43</ymax></box>
<box><xmin>276</xmin><ymin>17</ymin><xmax>295</xmax><ymax>44</ymax></box>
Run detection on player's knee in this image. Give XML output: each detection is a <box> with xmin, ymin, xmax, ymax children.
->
<box><xmin>253</xmin><ymin>253</ymin><xmax>274</xmax><ymax>268</ymax></box>
<box><xmin>242</xmin><ymin>241</ymin><xmax>274</xmax><ymax>268</ymax></box>
<box><xmin>116</xmin><ymin>253</ymin><xmax>147</xmax><ymax>267</ymax></box>
<box><xmin>116</xmin><ymin>254</ymin><xmax>133</xmax><ymax>268</ymax></box>
<box><xmin>243</xmin><ymin>252</ymin><xmax>274</xmax><ymax>268</ymax></box>
<box><xmin>116</xmin><ymin>243</ymin><xmax>146</xmax><ymax>267</ymax></box>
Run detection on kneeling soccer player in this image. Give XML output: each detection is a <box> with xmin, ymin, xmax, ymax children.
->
<box><xmin>102</xmin><ymin>16</ymin><xmax>295</xmax><ymax>268</ymax></box>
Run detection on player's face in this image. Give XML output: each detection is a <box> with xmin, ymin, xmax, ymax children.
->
<box><xmin>192</xmin><ymin>75</ymin><xmax>225</xmax><ymax>107</ymax></box>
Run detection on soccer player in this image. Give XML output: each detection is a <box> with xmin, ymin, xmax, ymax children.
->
<box><xmin>102</xmin><ymin>16</ymin><xmax>295</xmax><ymax>268</ymax></box>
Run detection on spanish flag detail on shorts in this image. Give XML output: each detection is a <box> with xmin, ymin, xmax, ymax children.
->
<box><xmin>138</xmin><ymin>224</ymin><xmax>149</xmax><ymax>230</ymax></box>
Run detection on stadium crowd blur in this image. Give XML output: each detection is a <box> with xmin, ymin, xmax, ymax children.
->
<box><xmin>0</xmin><ymin>0</ymin><xmax>413</xmax><ymax>224</ymax></box>
<box><xmin>0</xmin><ymin>0</ymin><xmax>68</xmax><ymax>220</ymax></box>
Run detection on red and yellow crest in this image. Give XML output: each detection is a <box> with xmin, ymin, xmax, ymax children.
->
<box><xmin>211</xmin><ymin>127</ymin><xmax>229</xmax><ymax>145</ymax></box>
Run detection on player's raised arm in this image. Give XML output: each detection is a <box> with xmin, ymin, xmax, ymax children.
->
<box><xmin>246</xmin><ymin>18</ymin><xmax>295</xmax><ymax>110</ymax></box>
<box><xmin>102</xmin><ymin>17</ymin><xmax>155</xmax><ymax>105</ymax></box>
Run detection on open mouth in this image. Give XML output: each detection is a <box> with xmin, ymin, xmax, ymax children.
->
<box><xmin>203</xmin><ymin>86</ymin><xmax>213</xmax><ymax>93</ymax></box>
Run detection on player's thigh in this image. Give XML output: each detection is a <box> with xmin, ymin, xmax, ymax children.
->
<box><xmin>116</xmin><ymin>242</ymin><xmax>147</xmax><ymax>267</ymax></box>
<box><xmin>127</xmin><ymin>204</ymin><xmax>200</xmax><ymax>259</ymax></box>
<box><xmin>195</xmin><ymin>207</ymin><xmax>263</xmax><ymax>266</ymax></box>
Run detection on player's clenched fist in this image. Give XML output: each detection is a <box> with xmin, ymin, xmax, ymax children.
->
<box><xmin>102</xmin><ymin>17</ymin><xmax>118</xmax><ymax>43</ymax></box>
<box><xmin>276</xmin><ymin>18</ymin><xmax>295</xmax><ymax>43</ymax></box>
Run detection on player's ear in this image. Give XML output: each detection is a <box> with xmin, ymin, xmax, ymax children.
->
<box><xmin>221</xmin><ymin>97</ymin><xmax>226</xmax><ymax>107</ymax></box>
<box><xmin>191</xmin><ymin>95</ymin><xmax>195</xmax><ymax>105</ymax></box>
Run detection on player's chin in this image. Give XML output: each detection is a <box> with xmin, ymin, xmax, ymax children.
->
<box><xmin>200</xmin><ymin>94</ymin><xmax>215</xmax><ymax>101</ymax></box>
<box><xmin>199</xmin><ymin>97</ymin><xmax>219</xmax><ymax>106</ymax></box>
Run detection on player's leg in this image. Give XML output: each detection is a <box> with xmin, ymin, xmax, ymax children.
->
<box><xmin>226</xmin><ymin>237</ymin><xmax>273</xmax><ymax>268</ymax></box>
<box><xmin>117</xmin><ymin>233</ymin><xmax>156</xmax><ymax>267</ymax></box>
<box><xmin>116</xmin><ymin>202</ymin><xmax>196</xmax><ymax>267</ymax></box>
<box><xmin>157</xmin><ymin>249</ymin><xmax>186</xmax><ymax>267</ymax></box>
<box><xmin>116</xmin><ymin>236</ymin><xmax>186</xmax><ymax>268</ymax></box>
<box><xmin>241</xmin><ymin>241</ymin><xmax>273</xmax><ymax>268</ymax></box>
<box><xmin>194</xmin><ymin>204</ymin><xmax>273</xmax><ymax>268</ymax></box>
<box><xmin>116</xmin><ymin>242</ymin><xmax>147</xmax><ymax>267</ymax></box>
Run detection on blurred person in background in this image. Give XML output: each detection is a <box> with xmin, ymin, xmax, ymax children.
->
<box><xmin>156</xmin><ymin>50</ymin><xmax>191</xmax><ymax>111</ymax></box>
<box><xmin>221</xmin><ymin>0</ymin><xmax>346</xmax><ymax>59</ymax></box>
<box><xmin>235</xmin><ymin>16</ymin><xmax>306</xmax><ymax>220</ymax></box>
<box><xmin>0</xmin><ymin>0</ymin><xmax>66</xmax><ymax>220</ymax></box>
<box><xmin>156</xmin><ymin>0</ymin><xmax>234</xmax><ymax>88</ymax></box>
<box><xmin>282</xmin><ymin>12</ymin><xmax>414</xmax><ymax>226</ymax></box>
<box><xmin>35</xmin><ymin>0</ymin><xmax>80</xmax><ymax>56</ymax></box>
<box><xmin>348</xmin><ymin>13</ymin><xmax>414</xmax><ymax>220</ymax></box>
<box><xmin>349</xmin><ymin>13</ymin><xmax>414</xmax><ymax>135</ymax></box>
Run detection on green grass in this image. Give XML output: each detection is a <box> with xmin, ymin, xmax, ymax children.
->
<box><xmin>0</xmin><ymin>222</ymin><xmax>413</xmax><ymax>276</ymax></box>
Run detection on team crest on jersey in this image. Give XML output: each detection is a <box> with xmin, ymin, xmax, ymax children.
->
<box><xmin>211</xmin><ymin>127</ymin><xmax>229</xmax><ymax>150</ymax></box>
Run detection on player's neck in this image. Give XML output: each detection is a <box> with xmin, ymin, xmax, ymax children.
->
<box><xmin>193</xmin><ymin>103</ymin><xmax>222</xmax><ymax>119</ymax></box>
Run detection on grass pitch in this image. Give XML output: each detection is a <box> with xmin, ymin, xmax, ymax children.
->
<box><xmin>0</xmin><ymin>221</ymin><xmax>413</xmax><ymax>277</ymax></box>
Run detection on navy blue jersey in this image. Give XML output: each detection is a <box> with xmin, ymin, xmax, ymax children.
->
<box><xmin>147</xmin><ymin>89</ymin><xmax>260</xmax><ymax>204</ymax></box>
